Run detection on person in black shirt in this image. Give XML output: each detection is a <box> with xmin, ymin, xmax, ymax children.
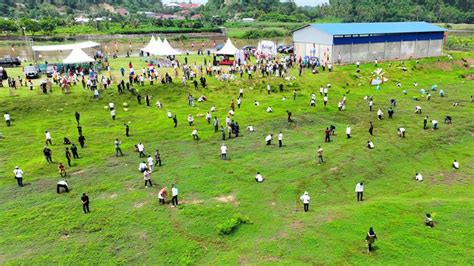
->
<box><xmin>124</xmin><ymin>123</ymin><xmax>130</xmax><ymax>137</ymax></box>
<box><xmin>81</xmin><ymin>193</ymin><xmax>90</xmax><ymax>214</ymax></box>
<box><xmin>287</xmin><ymin>110</ymin><xmax>293</xmax><ymax>122</ymax></box>
<box><xmin>71</xmin><ymin>143</ymin><xmax>80</xmax><ymax>159</ymax></box>
<box><xmin>77</xmin><ymin>125</ymin><xmax>82</xmax><ymax>135</ymax></box>
<box><xmin>137</xmin><ymin>94</ymin><xmax>142</xmax><ymax>104</ymax></box>
<box><xmin>43</xmin><ymin>146</ymin><xmax>53</xmax><ymax>163</ymax></box>
<box><xmin>173</xmin><ymin>115</ymin><xmax>178</xmax><ymax>128</ymax></box>
<box><xmin>369</xmin><ymin>122</ymin><xmax>374</xmax><ymax>136</ymax></box>
<box><xmin>75</xmin><ymin>111</ymin><xmax>80</xmax><ymax>124</ymax></box>
<box><xmin>65</xmin><ymin>147</ymin><xmax>72</xmax><ymax>167</ymax></box>
<box><xmin>423</xmin><ymin>116</ymin><xmax>428</xmax><ymax>129</ymax></box>
<box><xmin>78</xmin><ymin>134</ymin><xmax>86</xmax><ymax>148</ymax></box>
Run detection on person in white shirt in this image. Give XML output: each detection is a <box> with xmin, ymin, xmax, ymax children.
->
<box><xmin>254</xmin><ymin>100</ymin><xmax>260</xmax><ymax>106</ymax></box>
<box><xmin>346</xmin><ymin>126</ymin><xmax>351</xmax><ymax>138</ymax></box>
<box><xmin>225</xmin><ymin>116</ymin><xmax>231</xmax><ymax>126</ymax></box>
<box><xmin>206</xmin><ymin>112</ymin><xmax>212</xmax><ymax>124</ymax></box>
<box><xmin>167</xmin><ymin>110</ymin><xmax>172</xmax><ymax>118</ymax></box>
<box><xmin>368</xmin><ymin>100</ymin><xmax>373</xmax><ymax>111</ymax></box>
<box><xmin>310</xmin><ymin>98</ymin><xmax>316</xmax><ymax>107</ymax></box>
<box><xmin>255</xmin><ymin>172</ymin><xmax>264</xmax><ymax>183</ymax></box>
<box><xmin>191</xmin><ymin>129</ymin><xmax>199</xmax><ymax>141</ymax></box>
<box><xmin>239</xmin><ymin>88</ymin><xmax>244</xmax><ymax>98</ymax></box>
<box><xmin>110</xmin><ymin>109</ymin><xmax>116</xmax><ymax>120</ymax></box>
<box><xmin>323</xmin><ymin>96</ymin><xmax>328</xmax><ymax>107</ymax></box>
<box><xmin>452</xmin><ymin>160</ymin><xmax>459</xmax><ymax>169</ymax></box>
<box><xmin>319</xmin><ymin>86</ymin><xmax>324</xmax><ymax>96</ymax></box>
<box><xmin>300</xmin><ymin>192</ymin><xmax>310</xmax><ymax>212</ymax></box>
<box><xmin>247</xmin><ymin>125</ymin><xmax>254</xmax><ymax>132</ymax></box>
<box><xmin>94</xmin><ymin>88</ymin><xmax>99</xmax><ymax>99</ymax></box>
<box><xmin>147</xmin><ymin>155</ymin><xmax>154</xmax><ymax>172</ymax></box>
<box><xmin>323</xmin><ymin>87</ymin><xmax>328</xmax><ymax>95</ymax></box>
<box><xmin>210</xmin><ymin>106</ymin><xmax>216</xmax><ymax>112</ymax></box>
<box><xmin>220</xmin><ymin>143</ymin><xmax>227</xmax><ymax>160</ymax></box>
<box><xmin>367</xmin><ymin>141</ymin><xmax>375</xmax><ymax>149</ymax></box>
<box><xmin>266</xmin><ymin>106</ymin><xmax>273</xmax><ymax>113</ymax></box>
<box><xmin>143</xmin><ymin>168</ymin><xmax>152</xmax><ymax>188</ymax></box>
<box><xmin>137</xmin><ymin>142</ymin><xmax>145</xmax><ymax>158</ymax></box>
<box><xmin>108</xmin><ymin>102</ymin><xmax>115</xmax><ymax>111</ymax></box>
<box><xmin>415</xmin><ymin>173</ymin><xmax>423</xmax><ymax>182</ymax></box>
<box><xmin>377</xmin><ymin>109</ymin><xmax>383</xmax><ymax>120</ymax></box>
<box><xmin>57</xmin><ymin>180</ymin><xmax>69</xmax><ymax>193</ymax></box>
<box><xmin>398</xmin><ymin>128</ymin><xmax>406</xmax><ymax>138</ymax></box>
<box><xmin>138</xmin><ymin>161</ymin><xmax>147</xmax><ymax>172</ymax></box>
<box><xmin>355</xmin><ymin>182</ymin><xmax>364</xmax><ymax>201</ymax></box>
<box><xmin>45</xmin><ymin>130</ymin><xmax>52</xmax><ymax>145</ymax></box>
<box><xmin>171</xmin><ymin>184</ymin><xmax>179</xmax><ymax>207</ymax></box>
<box><xmin>431</xmin><ymin>120</ymin><xmax>438</xmax><ymax>130</ymax></box>
<box><xmin>415</xmin><ymin>106</ymin><xmax>422</xmax><ymax>114</ymax></box>
<box><xmin>267</xmin><ymin>84</ymin><xmax>271</xmax><ymax>94</ymax></box>
<box><xmin>13</xmin><ymin>166</ymin><xmax>24</xmax><ymax>187</ymax></box>
<box><xmin>4</xmin><ymin>112</ymin><xmax>11</xmax><ymax>127</ymax></box>
<box><xmin>187</xmin><ymin>114</ymin><xmax>194</xmax><ymax>126</ymax></box>
<box><xmin>265</xmin><ymin>134</ymin><xmax>273</xmax><ymax>145</ymax></box>
<box><xmin>278</xmin><ymin>131</ymin><xmax>283</xmax><ymax>147</ymax></box>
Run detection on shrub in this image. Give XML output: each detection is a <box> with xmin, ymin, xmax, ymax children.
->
<box><xmin>217</xmin><ymin>214</ymin><xmax>252</xmax><ymax>235</ymax></box>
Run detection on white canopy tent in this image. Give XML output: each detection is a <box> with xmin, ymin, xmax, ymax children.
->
<box><xmin>32</xmin><ymin>41</ymin><xmax>99</xmax><ymax>52</ymax></box>
<box><xmin>141</xmin><ymin>36</ymin><xmax>159</xmax><ymax>54</ymax></box>
<box><xmin>161</xmin><ymin>38</ymin><xmax>181</xmax><ymax>55</ymax></box>
<box><xmin>256</xmin><ymin>40</ymin><xmax>277</xmax><ymax>58</ymax></box>
<box><xmin>216</xmin><ymin>39</ymin><xmax>239</xmax><ymax>55</ymax></box>
<box><xmin>63</xmin><ymin>48</ymin><xmax>95</xmax><ymax>64</ymax></box>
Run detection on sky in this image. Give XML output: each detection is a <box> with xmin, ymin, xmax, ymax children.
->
<box><xmin>162</xmin><ymin>0</ymin><xmax>329</xmax><ymax>7</ymax></box>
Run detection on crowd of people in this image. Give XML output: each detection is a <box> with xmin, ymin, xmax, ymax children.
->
<box><xmin>3</xmin><ymin>47</ymin><xmax>467</xmax><ymax>253</ymax></box>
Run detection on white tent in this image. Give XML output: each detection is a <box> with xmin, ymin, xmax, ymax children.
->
<box><xmin>161</xmin><ymin>38</ymin><xmax>181</xmax><ymax>55</ymax></box>
<box><xmin>141</xmin><ymin>36</ymin><xmax>159</xmax><ymax>54</ymax></box>
<box><xmin>216</xmin><ymin>39</ymin><xmax>239</xmax><ymax>55</ymax></box>
<box><xmin>256</xmin><ymin>40</ymin><xmax>277</xmax><ymax>57</ymax></box>
<box><xmin>63</xmin><ymin>48</ymin><xmax>95</xmax><ymax>64</ymax></box>
<box><xmin>32</xmin><ymin>41</ymin><xmax>99</xmax><ymax>52</ymax></box>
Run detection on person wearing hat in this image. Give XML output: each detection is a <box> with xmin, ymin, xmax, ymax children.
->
<box><xmin>300</xmin><ymin>192</ymin><xmax>310</xmax><ymax>212</ymax></box>
<box><xmin>13</xmin><ymin>166</ymin><xmax>24</xmax><ymax>187</ymax></box>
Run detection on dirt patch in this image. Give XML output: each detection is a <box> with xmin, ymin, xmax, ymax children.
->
<box><xmin>215</xmin><ymin>194</ymin><xmax>239</xmax><ymax>204</ymax></box>
<box><xmin>60</xmin><ymin>232</ymin><xmax>70</xmax><ymax>240</ymax></box>
<box><xmin>181</xmin><ymin>199</ymin><xmax>204</xmax><ymax>204</ymax></box>
<box><xmin>428</xmin><ymin>172</ymin><xmax>471</xmax><ymax>185</ymax></box>
<box><xmin>137</xmin><ymin>232</ymin><xmax>147</xmax><ymax>240</ymax></box>
<box><xmin>134</xmin><ymin>201</ymin><xmax>147</xmax><ymax>208</ymax></box>
<box><xmin>463</xmin><ymin>74</ymin><xmax>474</xmax><ymax>80</ymax></box>
<box><xmin>289</xmin><ymin>220</ymin><xmax>304</xmax><ymax>230</ymax></box>
<box><xmin>433</xmin><ymin>62</ymin><xmax>453</xmax><ymax>71</ymax></box>
<box><xmin>330</xmin><ymin>167</ymin><xmax>339</xmax><ymax>171</ymax></box>
<box><xmin>70</xmin><ymin>169</ymin><xmax>85</xmax><ymax>175</ymax></box>
<box><xmin>109</xmin><ymin>193</ymin><xmax>118</xmax><ymax>198</ymax></box>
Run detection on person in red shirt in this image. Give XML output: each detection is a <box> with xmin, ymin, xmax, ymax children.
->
<box><xmin>158</xmin><ymin>187</ymin><xmax>167</xmax><ymax>205</ymax></box>
<box><xmin>324</xmin><ymin>128</ymin><xmax>331</xmax><ymax>142</ymax></box>
<box><xmin>58</xmin><ymin>163</ymin><xmax>66</xmax><ymax>177</ymax></box>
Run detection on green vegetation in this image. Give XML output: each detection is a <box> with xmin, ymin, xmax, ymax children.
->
<box><xmin>0</xmin><ymin>52</ymin><xmax>473</xmax><ymax>264</ymax></box>
<box><xmin>446</xmin><ymin>36</ymin><xmax>474</xmax><ymax>50</ymax></box>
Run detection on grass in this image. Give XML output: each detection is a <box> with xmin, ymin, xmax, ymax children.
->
<box><xmin>0</xmin><ymin>52</ymin><xmax>473</xmax><ymax>264</ymax></box>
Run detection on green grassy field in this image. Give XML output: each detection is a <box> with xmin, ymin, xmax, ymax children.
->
<box><xmin>0</xmin><ymin>53</ymin><xmax>473</xmax><ymax>264</ymax></box>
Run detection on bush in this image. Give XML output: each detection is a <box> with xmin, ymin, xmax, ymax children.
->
<box><xmin>241</xmin><ymin>29</ymin><xmax>287</xmax><ymax>39</ymax></box>
<box><xmin>217</xmin><ymin>214</ymin><xmax>252</xmax><ymax>235</ymax></box>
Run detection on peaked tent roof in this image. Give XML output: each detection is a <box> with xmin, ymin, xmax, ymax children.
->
<box><xmin>216</xmin><ymin>38</ymin><xmax>238</xmax><ymax>55</ymax></box>
<box><xmin>308</xmin><ymin>22</ymin><xmax>446</xmax><ymax>36</ymax></box>
<box><xmin>63</xmin><ymin>48</ymin><xmax>95</xmax><ymax>64</ymax></box>
<box><xmin>32</xmin><ymin>41</ymin><xmax>99</xmax><ymax>52</ymax></box>
<box><xmin>161</xmin><ymin>38</ymin><xmax>181</xmax><ymax>55</ymax></box>
<box><xmin>141</xmin><ymin>36</ymin><xmax>158</xmax><ymax>54</ymax></box>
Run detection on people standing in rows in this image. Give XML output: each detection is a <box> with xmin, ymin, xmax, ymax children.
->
<box><xmin>71</xmin><ymin>143</ymin><xmax>80</xmax><ymax>159</ymax></box>
<box><xmin>78</xmin><ymin>134</ymin><xmax>86</xmax><ymax>148</ymax></box>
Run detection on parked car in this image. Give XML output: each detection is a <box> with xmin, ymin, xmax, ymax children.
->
<box><xmin>277</xmin><ymin>45</ymin><xmax>290</xmax><ymax>53</ymax></box>
<box><xmin>0</xmin><ymin>56</ymin><xmax>21</xmax><ymax>68</ymax></box>
<box><xmin>283</xmin><ymin>46</ymin><xmax>294</xmax><ymax>54</ymax></box>
<box><xmin>46</xmin><ymin>64</ymin><xmax>56</xmax><ymax>77</ymax></box>
<box><xmin>23</xmin><ymin>65</ymin><xmax>40</xmax><ymax>79</ymax></box>
<box><xmin>215</xmin><ymin>44</ymin><xmax>224</xmax><ymax>51</ymax></box>
<box><xmin>242</xmin><ymin>45</ymin><xmax>256</xmax><ymax>53</ymax></box>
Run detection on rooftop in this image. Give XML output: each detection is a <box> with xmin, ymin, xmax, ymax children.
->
<box><xmin>309</xmin><ymin>22</ymin><xmax>446</xmax><ymax>36</ymax></box>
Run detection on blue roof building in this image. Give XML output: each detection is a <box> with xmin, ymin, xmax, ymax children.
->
<box><xmin>292</xmin><ymin>22</ymin><xmax>446</xmax><ymax>64</ymax></box>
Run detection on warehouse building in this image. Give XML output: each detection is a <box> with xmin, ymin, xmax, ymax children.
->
<box><xmin>292</xmin><ymin>22</ymin><xmax>446</xmax><ymax>64</ymax></box>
